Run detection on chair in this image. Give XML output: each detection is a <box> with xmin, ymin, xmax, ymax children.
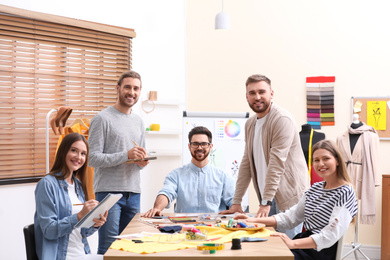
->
<box><xmin>23</xmin><ymin>224</ymin><xmax>39</xmax><ymax>260</ymax></box>
<box><xmin>335</xmin><ymin>235</ymin><xmax>345</xmax><ymax>260</ymax></box>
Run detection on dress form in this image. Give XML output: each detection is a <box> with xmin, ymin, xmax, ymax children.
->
<box><xmin>339</xmin><ymin>113</ymin><xmax>373</xmax><ymax>259</ymax></box>
<box><xmin>350</xmin><ymin>114</ymin><xmax>363</xmax><ymax>153</ymax></box>
<box><xmin>299</xmin><ymin>124</ymin><xmax>326</xmax><ymax>162</ymax></box>
<box><xmin>299</xmin><ymin>124</ymin><xmax>325</xmax><ymax>185</ymax></box>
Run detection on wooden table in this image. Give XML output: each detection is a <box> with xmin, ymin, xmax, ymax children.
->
<box><xmin>104</xmin><ymin>213</ymin><xmax>294</xmax><ymax>260</ymax></box>
<box><xmin>382</xmin><ymin>175</ymin><xmax>390</xmax><ymax>260</ymax></box>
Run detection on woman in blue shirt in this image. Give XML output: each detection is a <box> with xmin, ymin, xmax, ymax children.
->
<box><xmin>235</xmin><ymin>140</ymin><xmax>358</xmax><ymax>260</ymax></box>
<box><xmin>34</xmin><ymin>133</ymin><xmax>108</xmax><ymax>260</ymax></box>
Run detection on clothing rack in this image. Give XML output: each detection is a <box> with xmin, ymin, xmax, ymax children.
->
<box><xmin>45</xmin><ymin>109</ymin><xmax>99</xmax><ymax>173</ymax></box>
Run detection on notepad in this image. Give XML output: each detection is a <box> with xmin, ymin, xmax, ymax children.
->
<box><xmin>75</xmin><ymin>193</ymin><xmax>122</xmax><ymax>228</ymax></box>
<box><xmin>126</xmin><ymin>156</ymin><xmax>157</xmax><ymax>163</ymax></box>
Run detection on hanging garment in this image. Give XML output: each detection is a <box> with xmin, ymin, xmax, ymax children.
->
<box><xmin>336</xmin><ymin>123</ymin><xmax>380</xmax><ymax>224</ymax></box>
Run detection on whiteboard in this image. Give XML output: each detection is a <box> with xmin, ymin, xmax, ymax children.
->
<box><xmin>182</xmin><ymin>111</ymin><xmax>250</xmax><ymax>211</ymax></box>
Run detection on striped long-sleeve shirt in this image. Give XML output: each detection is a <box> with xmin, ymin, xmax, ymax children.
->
<box><xmin>274</xmin><ymin>181</ymin><xmax>358</xmax><ymax>251</ymax></box>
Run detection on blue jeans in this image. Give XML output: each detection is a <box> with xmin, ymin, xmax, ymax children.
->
<box><xmin>95</xmin><ymin>192</ymin><xmax>140</xmax><ymax>255</ymax></box>
<box><xmin>269</xmin><ymin>199</ymin><xmax>303</xmax><ymax>239</ymax></box>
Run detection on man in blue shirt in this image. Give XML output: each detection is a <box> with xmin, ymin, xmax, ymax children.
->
<box><xmin>142</xmin><ymin>126</ymin><xmax>235</xmax><ymax>217</ymax></box>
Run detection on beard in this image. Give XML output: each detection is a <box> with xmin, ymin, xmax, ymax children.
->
<box><xmin>191</xmin><ymin>148</ymin><xmax>210</xmax><ymax>162</ymax></box>
<box><xmin>118</xmin><ymin>89</ymin><xmax>139</xmax><ymax>108</ymax></box>
<box><xmin>248</xmin><ymin>100</ymin><xmax>271</xmax><ymax>114</ymax></box>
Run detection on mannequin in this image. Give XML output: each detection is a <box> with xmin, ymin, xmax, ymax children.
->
<box><xmin>349</xmin><ymin>114</ymin><xmax>363</xmax><ymax>153</ymax></box>
<box><xmin>336</xmin><ymin>114</ymin><xmax>380</xmax><ymax>224</ymax></box>
<box><xmin>299</xmin><ymin>124</ymin><xmax>325</xmax><ymax>185</ymax></box>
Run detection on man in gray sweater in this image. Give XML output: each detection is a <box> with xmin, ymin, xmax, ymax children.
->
<box><xmin>88</xmin><ymin>70</ymin><xmax>149</xmax><ymax>254</ymax></box>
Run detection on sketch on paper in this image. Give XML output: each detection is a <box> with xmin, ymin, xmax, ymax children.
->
<box><xmin>367</xmin><ymin>101</ymin><xmax>386</xmax><ymax>130</ymax></box>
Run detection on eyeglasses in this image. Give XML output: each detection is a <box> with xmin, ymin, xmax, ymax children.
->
<box><xmin>189</xmin><ymin>142</ymin><xmax>211</xmax><ymax>148</ymax></box>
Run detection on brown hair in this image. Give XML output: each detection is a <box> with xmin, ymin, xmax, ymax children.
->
<box><xmin>311</xmin><ymin>140</ymin><xmax>352</xmax><ymax>184</ymax></box>
<box><xmin>188</xmin><ymin>126</ymin><xmax>212</xmax><ymax>143</ymax></box>
<box><xmin>117</xmin><ymin>70</ymin><xmax>142</xmax><ymax>87</ymax></box>
<box><xmin>49</xmin><ymin>133</ymin><xmax>89</xmax><ymax>199</ymax></box>
<box><xmin>245</xmin><ymin>74</ymin><xmax>271</xmax><ymax>87</ymax></box>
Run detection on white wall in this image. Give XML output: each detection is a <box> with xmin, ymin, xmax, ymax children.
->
<box><xmin>0</xmin><ymin>1</ymin><xmax>186</xmax><ymax>259</ymax></box>
<box><xmin>186</xmin><ymin>0</ymin><xmax>389</xmax><ymax>249</ymax></box>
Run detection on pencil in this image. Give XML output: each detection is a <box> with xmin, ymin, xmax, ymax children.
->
<box><xmin>73</xmin><ymin>203</ymin><xmax>84</xmax><ymax>206</ymax></box>
<box><xmin>131</xmin><ymin>139</ymin><xmax>139</xmax><ymax>147</ymax></box>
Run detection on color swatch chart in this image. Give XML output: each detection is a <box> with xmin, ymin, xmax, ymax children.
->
<box><xmin>306</xmin><ymin>76</ymin><xmax>335</xmax><ymax>129</ymax></box>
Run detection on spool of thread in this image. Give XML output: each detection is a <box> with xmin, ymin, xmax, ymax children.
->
<box><xmin>203</xmin><ymin>249</ymin><xmax>216</xmax><ymax>254</ymax></box>
<box><xmin>238</xmin><ymin>222</ymin><xmax>247</xmax><ymax>228</ymax></box>
<box><xmin>231</xmin><ymin>238</ymin><xmax>242</xmax><ymax>250</ymax></box>
<box><xmin>227</xmin><ymin>218</ymin><xmax>234</xmax><ymax>228</ymax></box>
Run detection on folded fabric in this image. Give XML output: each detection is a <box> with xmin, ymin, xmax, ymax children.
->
<box><xmin>319</xmin><ymin>83</ymin><xmax>334</xmax><ymax>88</ymax></box>
<box><xmin>309</xmin><ymin>124</ymin><xmax>321</xmax><ymax>129</ymax></box>
<box><xmin>307</xmin><ymin>113</ymin><xmax>320</xmax><ymax>117</ymax></box>
<box><xmin>320</xmin><ymin>113</ymin><xmax>334</xmax><ymax>118</ymax></box>
<box><xmin>319</xmin><ymin>87</ymin><xmax>334</xmax><ymax>91</ymax></box>
<box><xmin>307</xmin><ymin>109</ymin><xmax>320</xmax><ymax>113</ymax></box>
<box><xmin>319</xmin><ymin>91</ymin><xmax>334</xmax><ymax>95</ymax></box>
<box><xmin>306</xmin><ymin>96</ymin><xmax>320</xmax><ymax>101</ymax></box>
<box><xmin>307</xmin><ymin>105</ymin><xmax>321</xmax><ymax>109</ymax></box>
<box><xmin>320</xmin><ymin>100</ymin><xmax>334</xmax><ymax>105</ymax></box>
<box><xmin>159</xmin><ymin>225</ymin><xmax>183</xmax><ymax>233</ymax></box>
<box><xmin>306</xmin><ymin>87</ymin><xmax>320</xmax><ymax>91</ymax></box>
<box><xmin>306</xmin><ymin>83</ymin><xmax>320</xmax><ymax>88</ymax></box>
<box><xmin>321</xmin><ymin>121</ymin><xmax>335</xmax><ymax>126</ymax></box>
<box><xmin>319</xmin><ymin>95</ymin><xmax>334</xmax><ymax>100</ymax></box>
<box><xmin>307</xmin><ymin>117</ymin><xmax>321</xmax><ymax>122</ymax></box>
<box><xmin>321</xmin><ymin>109</ymin><xmax>334</xmax><ymax>113</ymax></box>
<box><xmin>320</xmin><ymin>105</ymin><xmax>334</xmax><ymax>109</ymax></box>
<box><xmin>321</xmin><ymin>117</ymin><xmax>335</xmax><ymax>122</ymax></box>
<box><xmin>306</xmin><ymin>91</ymin><xmax>321</xmax><ymax>95</ymax></box>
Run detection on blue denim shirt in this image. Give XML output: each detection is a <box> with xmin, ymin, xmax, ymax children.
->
<box><xmin>34</xmin><ymin>173</ymin><xmax>98</xmax><ymax>260</ymax></box>
<box><xmin>158</xmin><ymin>162</ymin><xmax>235</xmax><ymax>213</ymax></box>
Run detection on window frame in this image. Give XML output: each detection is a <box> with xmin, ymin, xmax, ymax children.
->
<box><xmin>0</xmin><ymin>4</ymin><xmax>135</xmax><ymax>185</ymax></box>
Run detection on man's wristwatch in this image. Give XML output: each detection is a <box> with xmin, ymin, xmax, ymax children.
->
<box><xmin>261</xmin><ymin>199</ymin><xmax>272</xmax><ymax>206</ymax></box>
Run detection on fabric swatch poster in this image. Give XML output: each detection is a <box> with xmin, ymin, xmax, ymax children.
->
<box><xmin>306</xmin><ymin>76</ymin><xmax>335</xmax><ymax>129</ymax></box>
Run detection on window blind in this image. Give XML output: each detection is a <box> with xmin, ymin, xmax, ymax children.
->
<box><xmin>0</xmin><ymin>6</ymin><xmax>134</xmax><ymax>183</ymax></box>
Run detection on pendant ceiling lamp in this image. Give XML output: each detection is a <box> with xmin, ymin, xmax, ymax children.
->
<box><xmin>215</xmin><ymin>0</ymin><xmax>230</xmax><ymax>30</ymax></box>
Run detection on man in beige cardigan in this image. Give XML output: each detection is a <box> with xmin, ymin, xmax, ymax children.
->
<box><xmin>220</xmin><ymin>74</ymin><xmax>310</xmax><ymax>238</ymax></box>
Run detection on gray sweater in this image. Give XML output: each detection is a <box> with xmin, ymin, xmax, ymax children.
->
<box><xmin>88</xmin><ymin>106</ymin><xmax>145</xmax><ymax>193</ymax></box>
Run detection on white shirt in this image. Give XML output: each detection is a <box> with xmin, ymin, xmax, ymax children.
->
<box><xmin>253</xmin><ymin>116</ymin><xmax>268</xmax><ymax>198</ymax></box>
<box><xmin>66</xmin><ymin>181</ymin><xmax>85</xmax><ymax>259</ymax></box>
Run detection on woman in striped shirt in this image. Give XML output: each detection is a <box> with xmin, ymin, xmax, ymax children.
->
<box><xmin>235</xmin><ymin>140</ymin><xmax>358</xmax><ymax>260</ymax></box>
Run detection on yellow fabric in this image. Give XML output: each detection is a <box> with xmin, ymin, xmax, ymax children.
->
<box><xmin>109</xmin><ymin>226</ymin><xmax>274</xmax><ymax>254</ymax></box>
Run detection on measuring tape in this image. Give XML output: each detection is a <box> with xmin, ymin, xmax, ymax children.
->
<box><xmin>197</xmin><ymin>243</ymin><xmax>225</xmax><ymax>251</ymax></box>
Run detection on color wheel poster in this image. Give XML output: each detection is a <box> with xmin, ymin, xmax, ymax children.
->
<box><xmin>214</xmin><ymin>119</ymin><xmax>245</xmax><ymax>140</ymax></box>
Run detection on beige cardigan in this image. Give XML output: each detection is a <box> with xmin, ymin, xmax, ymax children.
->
<box><xmin>233</xmin><ymin>103</ymin><xmax>310</xmax><ymax>211</ymax></box>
